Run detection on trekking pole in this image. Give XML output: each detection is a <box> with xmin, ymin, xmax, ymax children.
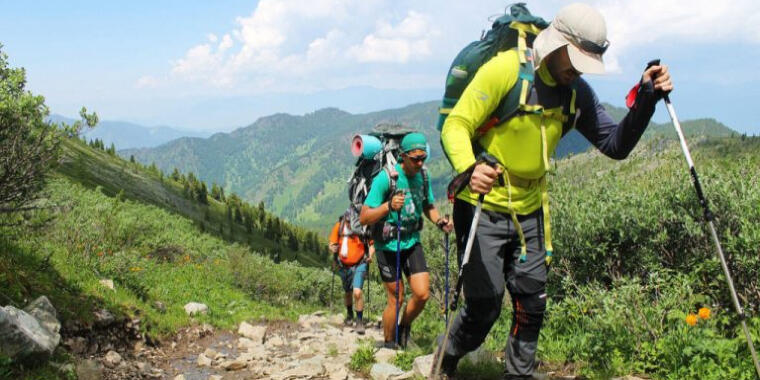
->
<box><xmin>443</xmin><ymin>214</ymin><xmax>451</xmax><ymax>325</ymax></box>
<box><xmin>330</xmin><ymin>259</ymin><xmax>336</xmax><ymax>309</ymax></box>
<box><xmin>366</xmin><ymin>256</ymin><xmax>371</xmax><ymax>321</ymax></box>
<box><xmin>432</xmin><ymin>155</ymin><xmax>501</xmax><ymax>377</ymax></box>
<box><xmin>395</xmin><ymin>206</ymin><xmax>403</xmax><ymax>347</ymax></box>
<box><xmin>649</xmin><ymin>59</ymin><xmax>760</xmax><ymax>378</ymax></box>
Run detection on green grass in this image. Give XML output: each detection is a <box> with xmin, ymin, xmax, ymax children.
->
<box><xmin>348</xmin><ymin>339</ymin><xmax>376</xmax><ymax>375</ymax></box>
<box><xmin>56</xmin><ymin>138</ymin><xmax>324</xmax><ymax>268</ymax></box>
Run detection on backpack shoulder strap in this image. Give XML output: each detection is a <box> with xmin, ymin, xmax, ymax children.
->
<box><xmin>421</xmin><ymin>167</ymin><xmax>431</xmax><ymax>206</ymax></box>
<box><xmin>383</xmin><ymin>166</ymin><xmax>398</xmax><ymax>202</ymax></box>
<box><xmin>476</xmin><ymin>48</ymin><xmax>537</xmax><ymax>137</ymax></box>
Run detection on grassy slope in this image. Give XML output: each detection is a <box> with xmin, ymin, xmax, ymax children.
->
<box><xmin>57</xmin><ymin>138</ymin><xmax>324</xmax><ymax>268</ymax></box>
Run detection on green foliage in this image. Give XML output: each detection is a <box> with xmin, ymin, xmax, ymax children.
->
<box><xmin>0</xmin><ymin>44</ymin><xmax>95</xmax><ymax>216</ymax></box>
<box><xmin>392</xmin><ymin>348</ymin><xmax>424</xmax><ymax>371</ymax></box>
<box><xmin>348</xmin><ymin>339</ymin><xmax>376</xmax><ymax>374</ymax></box>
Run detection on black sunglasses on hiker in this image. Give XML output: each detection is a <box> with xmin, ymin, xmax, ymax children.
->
<box><xmin>404</xmin><ymin>154</ymin><xmax>427</xmax><ymax>163</ymax></box>
<box><xmin>557</xmin><ymin>26</ymin><xmax>610</xmax><ymax>55</ymax></box>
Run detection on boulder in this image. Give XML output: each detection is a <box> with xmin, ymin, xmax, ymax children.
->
<box><xmin>412</xmin><ymin>354</ymin><xmax>434</xmax><ymax>378</ymax></box>
<box><xmin>0</xmin><ymin>297</ymin><xmax>61</xmax><ymax>360</ymax></box>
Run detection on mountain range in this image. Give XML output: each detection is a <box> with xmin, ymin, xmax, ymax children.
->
<box><xmin>124</xmin><ymin>100</ymin><xmax>736</xmax><ymax>232</ymax></box>
<box><xmin>48</xmin><ymin>114</ymin><xmax>212</xmax><ymax>149</ymax></box>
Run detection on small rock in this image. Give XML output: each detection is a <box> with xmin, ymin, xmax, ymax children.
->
<box><xmin>199</xmin><ymin>323</ymin><xmax>214</xmax><ymax>336</ymax></box>
<box><xmin>66</xmin><ymin>337</ymin><xmax>88</xmax><ymax>355</ymax></box>
<box><xmin>329</xmin><ymin>367</ymin><xmax>350</xmax><ymax>380</ymax></box>
<box><xmin>197</xmin><ymin>353</ymin><xmax>213</xmax><ymax>367</ymax></box>
<box><xmin>173</xmin><ymin>375</ymin><xmax>186</xmax><ymax>380</ymax></box>
<box><xmin>93</xmin><ymin>309</ymin><xmax>115</xmax><ymax>327</ymax></box>
<box><xmin>99</xmin><ymin>279</ymin><xmax>115</xmax><ymax>290</ymax></box>
<box><xmin>76</xmin><ymin>359</ymin><xmax>104</xmax><ymax>380</ymax></box>
<box><xmin>265</xmin><ymin>334</ymin><xmax>284</xmax><ymax>347</ymax></box>
<box><xmin>209</xmin><ymin>376</ymin><xmax>223</xmax><ymax>380</ymax></box>
<box><xmin>203</xmin><ymin>348</ymin><xmax>218</xmax><ymax>358</ymax></box>
<box><xmin>238</xmin><ymin>322</ymin><xmax>266</xmax><ymax>342</ymax></box>
<box><xmin>412</xmin><ymin>354</ymin><xmax>433</xmax><ymax>378</ymax></box>
<box><xmin>370</xmin><ymin>363</ymin><xmax>405</xmax><ymax>380</ymax></box>
<box><xmin>221</xmin><ymin>359</ymin><xmax>247</xmax><ymax>371</ymax></box>
<box><xmin>135</xmin><ymin>361</ymin><xmax>151</xmax><ymax>374</ymax></box>
<box><xmin>183</xmin><ymin>302</ymin><xmax>208</xmax><ymax>316</ymax></box>
<box><xmin>238</xmin><ymin>337</ymin><xmax>256</xmax><ymax>348</ymax></box>
<box><xmin>103</xmin><ymin>350</ymin><xmax>122</xmax><ymax>368</ymax></box>
<box><xmin>278</xmin><ymin>359</ymin><xmax>325</xmax><ymax>378</ymax></box>
<box><xmin>374</xmin><ymin>347</ymin><xmax>397</xmax><ymax>364</ymax></box>
<box><xmin>153</xmin><ymin>301</ymin><xmax>166</xmax><ymax>313</ymax></box>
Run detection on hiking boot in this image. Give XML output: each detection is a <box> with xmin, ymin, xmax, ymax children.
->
<box><xmin>383</xmin><ymin>340</ymin><xmax>399</xmax><ymax>350</ymax></box>
<box><xmin>396</xmin><ymin>324</ymin><xmax>411</xmax><ymax>349</ymax></box>
<box><xmin>343</xmin><ymin>316</ymin><xmax>354</xmax><ymax>326</ymax></box>
<box><xmin>355</xmin><ymin>319</ymin><xmax>365</xmax><ymax>335</ymax></box>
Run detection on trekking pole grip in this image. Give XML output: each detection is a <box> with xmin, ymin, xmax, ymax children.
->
<box><xmin>646</xmin><ymin>58</ymin><xmax>671</xmax><ymax>103</ymax></box>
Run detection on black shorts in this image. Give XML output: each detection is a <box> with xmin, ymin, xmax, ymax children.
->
<box><xmin>375</xmin><ymin>243</ymin><xmax>428</xmax><ymax>282</ymax></box>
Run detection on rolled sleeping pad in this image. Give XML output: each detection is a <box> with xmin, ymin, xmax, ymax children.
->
<box><xmin>351</xmin><ymin>134</ymin><xmax>383</xmax><ymax>159</ymax></box>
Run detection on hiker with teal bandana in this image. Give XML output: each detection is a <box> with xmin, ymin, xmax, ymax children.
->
<box><xmin>360</xmin><ymin>132</ymin><xmax>453</xmax><ymax>349</ymax></box>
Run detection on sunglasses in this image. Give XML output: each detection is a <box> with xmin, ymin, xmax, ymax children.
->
<box><xmin>556</xmin><ymin>27</ymin><xmax>610</xmax><ymax>55</ymax></box>
<box><xmin>405</xmin><ymin>154</ymin><xmax>427</xmax><ymax>163</ymax></box>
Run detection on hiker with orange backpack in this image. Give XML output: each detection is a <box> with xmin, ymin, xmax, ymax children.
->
<box><xmin>329</xmin><ymin>211</ymin><xmax>375</xmax><ymax>334</ymax></box>
<box><xmin>433</xmin><ymin>3</ymin><xmax>673</xmax><ymax>378</ymax></box>
<box><xmin>359</xmin><ymin>132</ymin><xmax>453</xmax><ymax>349</ymax></box>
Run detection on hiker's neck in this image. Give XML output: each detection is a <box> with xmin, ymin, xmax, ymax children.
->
<box><xmin>400</xmin><ymin>162</ymin><xmax>418</xmax><ymax>176</ymax></box>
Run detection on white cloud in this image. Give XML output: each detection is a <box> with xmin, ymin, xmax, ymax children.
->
<box><xmin>348</xmin><ymin>11</ymin><xmax>436</xmax><ymax>63</ymax></box>
<box><xmin>150</xmin><ymin>0</ymin><xmax>760</xmax><ymax>93</ymax></box>
<box><xmin>590</xmin><ymin>0</ymin><xmax>760</xmax><ymax>71</ymax></box>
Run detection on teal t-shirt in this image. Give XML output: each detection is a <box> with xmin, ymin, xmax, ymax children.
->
<box><xmin>364</xmin><ymin>163</ymin><xmax>435</xmax><ymax>252</ymax></box>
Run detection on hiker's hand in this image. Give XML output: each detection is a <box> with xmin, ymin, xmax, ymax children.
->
<box><xmin>642</xmin><ymin>64</ymin><xmax>673</xmax><ymax>93</ymax></box>
<box><xmin>329</xmin><ymin>243</ymin><xmax>339</xmax><ymax>254</ymax></box>
<box><xmin>436</xmin><ymin>217</ymin><xmax>453</xmax><ymax>234</ymax></box>
<box><xmin>390</xmin><ymin>192</ymin><xmax>405</xmax><ymax>212</ymax></box>
<box><xmin>470</xmin><ymin>163</ymin><xmax>503</xmax><ymax>194</ymax></box>
<box><xmin>367</xmin><ymin>246</ymin><xmax>375</xmax><ymax>263</ymax></box>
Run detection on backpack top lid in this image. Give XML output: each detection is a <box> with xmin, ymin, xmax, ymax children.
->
<box><xmin>495</xmin><ymin>3</ymin><xmax>549</xmax><ymax>29</ymax></box>
<box><xmin>370</xmin><ymin>123</ymin><xmax>417</xmax><ymax>139</ymax></box>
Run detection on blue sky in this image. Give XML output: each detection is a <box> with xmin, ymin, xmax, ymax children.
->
<box><xmin>2</xmin><ymin>0</ymin><xmax>759</xmax><ymax>134</ymax></box>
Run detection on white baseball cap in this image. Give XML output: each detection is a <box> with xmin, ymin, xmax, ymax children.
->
<box><xmin>533</xmin><ymin>3</ymin><xmax>608</xmax><ymax>74</ymax></box>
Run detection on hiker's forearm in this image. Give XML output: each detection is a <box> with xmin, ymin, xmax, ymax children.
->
<box><xmin>424</xmin><ymin>206</ymin><xmax>440</xmax><ymax>224</ymax></box>
<box><xmin>359</xmin><ymin>204</ymin><xmax>391</xmax><ymax>226</ymax></box>
<box><xmin>578</xmin><ymin>80</ymin><xmax>659</xmax><ymax>160</ymax></box>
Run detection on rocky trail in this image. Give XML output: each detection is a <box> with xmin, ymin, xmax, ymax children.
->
<box><xmin>77</xmin><ymin>309</ymin><xmax>625</xmax><ymax>380</ymax></box>
<box><xmin>4</xmin><ymin>297</ymin><xmax>648</xmax><ymax>379</ymax></box>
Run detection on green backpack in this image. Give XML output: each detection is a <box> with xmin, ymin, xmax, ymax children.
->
<box><xmin>435</xmin><ymin>3</ymin><xmax>549</xmax><ymax>134</ymax></box>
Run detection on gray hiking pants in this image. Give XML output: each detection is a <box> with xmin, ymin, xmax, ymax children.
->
<box><xmin>444</xmin><ymin>199</ymin><xmax>547</xmax><ymax>378</ymax></box>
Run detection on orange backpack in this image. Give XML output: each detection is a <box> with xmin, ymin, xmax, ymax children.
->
<box><xmin>331</xmin><ymin>219</ymin><xmax>367</xmax><ymax>266</ymax></box>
